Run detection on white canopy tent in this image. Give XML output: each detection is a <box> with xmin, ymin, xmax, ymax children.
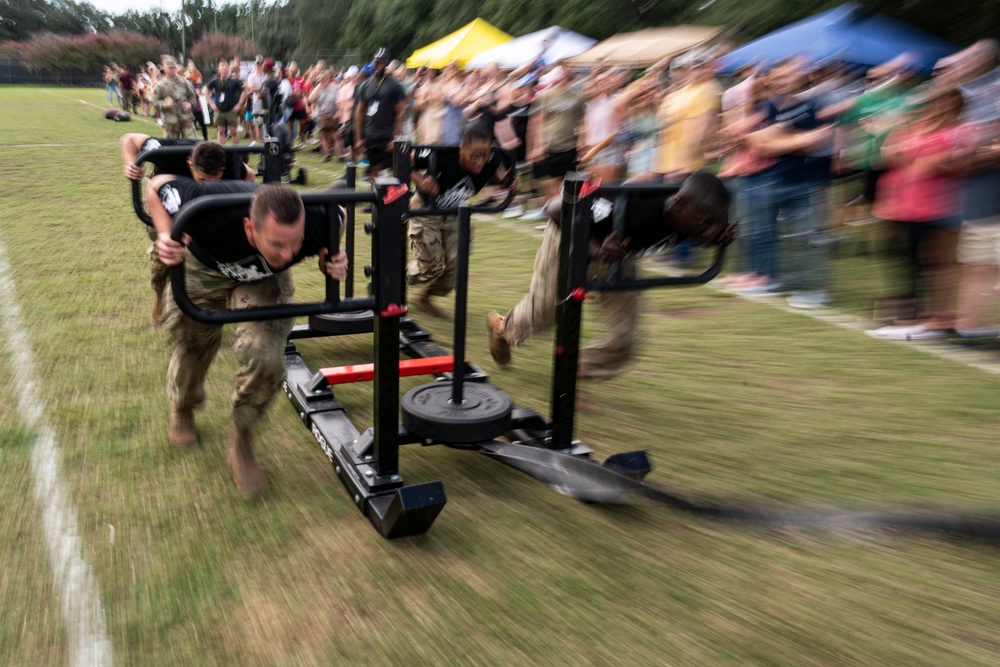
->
<box><xmin>465</xmin><ymin>26</ymin><xmax>596</xmax><ymax>70</ymax></box>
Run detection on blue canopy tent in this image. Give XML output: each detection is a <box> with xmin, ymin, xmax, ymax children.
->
<box><xmin>716</xmin><ymin>4</ymin><xmax>957</xmax><ymax>74</ymax></box>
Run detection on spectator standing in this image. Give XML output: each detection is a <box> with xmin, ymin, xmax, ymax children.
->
<box><xmin>118</xmin><ymin>66</ymin><xmax>136</xmax><ymax>114</ymax></box>
<box><xmin>150</xmin><ymin>55</ymin><xmax>198</xmax><ymax>139</ymax></box>
<box><xmin>523</xmin><ymin>65</ymin><xmax>586</xmax><ymax>221</ymax></box>
<box><xmin>204</xmin><ymin>59</ymin><xmax>245</xmax><ymax>145</ymax></box>
<box><xmin>354</xmin><ymin>47</ymin><xmax>407</xmax><ymax>177</ymax></box>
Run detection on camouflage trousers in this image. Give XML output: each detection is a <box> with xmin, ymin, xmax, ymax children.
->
<box><xmin>163</xmin><ymin>255</ymin><xmax>296</xmax><ymax>430</ymax></box>
<box><xmin>163</xmin><ymin>119</ymin><xmax>197</xmax><ymax>140</ymax></box>
<box><xmin>405</xmin><ymin>216</ymin><xmax>464</xmax><ymax>297</ymax></box>
<box><xmin>146</xmin><ymin>227</ymin><xmax>169</xmax><ymax>295</ymax></box>
<box><xmin>504</xmin><ymin>220</ymin><xmax>639</xmax><ymax>379</ymax></box>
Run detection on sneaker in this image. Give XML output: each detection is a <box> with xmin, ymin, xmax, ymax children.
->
<box><xmin>502</xmin><ymin>203</ymin><xmax>525</xmax><ymax>218</ymax></box>
<box><xmin>520</xmin><ymin>208</ymin><xmax>548</xmax><ymax>221</ymax></box>
<box><xmin>786</xmin><ymin>291</ymin><xmax>829</xmax><ymax>310</ymax></box>
<box><xmin>487</xmin><ymin>311</ymin><xmax>511</xmax><ymax>366</ymax></box>
<box><xmin>248</xmin><ymin>141</ymin><xmax>258</xmax><ymax>147</ymax></box>
<box><xmin>735</xmin><ymin>280</ymin><xmax>783</xmax><ymax>295</ymax></box>
<box><xmin>865</xmin><ymin>324</ymin><xmax>944</xmax><ymax>341</ymax></box>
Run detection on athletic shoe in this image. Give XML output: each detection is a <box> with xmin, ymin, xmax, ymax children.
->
<box><xmin>786</xmin><ymin>291</ymin><xmax>829</xmax><ymax>310</ymax></box>
<box><xmin>735</xmin><ymin>281</ymin><xmax>783</xmax><ymax>295</ymax></box>
<box><xmin>521</xmin><ymin>208</ymin><xmax>548</xmax><ymax>221</ymax></box>
<box><xmin>501</xmin><ymin>204</ymin><xmax>525</xmax><ymax>218</ymax></box>
<box><xmin>865</xmin><ymin>324</ymin><xmax>944</xmax><ymax>340</ymax></box>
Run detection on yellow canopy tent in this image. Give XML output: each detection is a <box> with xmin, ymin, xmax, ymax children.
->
<box><xmin>406</xmin><ymin>18</ymin><xmax>513</xmax><ymax>69</ymax></box>
<box><xmin>566</xmin><ymin>26</ymin><xmax>723</xmax><ymax>68</ymax></box>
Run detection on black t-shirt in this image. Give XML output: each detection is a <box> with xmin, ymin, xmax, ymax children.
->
<box><xmin>586</xmin><ymin>192</ymin><xmax>679</xmax><ymax>255</ymax></box>
<box><xmin>205</xmin><ymin>76</ymin><xmax>243</xmax><ymax>113</ymax></box>
<box><xmin>356</xmin><ymin>74</ymin><xmax>406</xmax><ymax>141</ymax></box>
<box><xmin>139</xmin><ymin>136</ymin><xmax>249</xmax><ymax>184</ymax></box>
<box><xmin>263</xmin><ymin>76</ymin><xmax>280</xmax><ymax>119</ymax></box>
<box><xmin>156</xmin><ymin>177</ymin><xmax>342</xmax><ymax>281</ymax></box>
<box><xmin>413</xmin><ymin>146</ymin><xmax>504</xmax><ymax>210</ymax></box>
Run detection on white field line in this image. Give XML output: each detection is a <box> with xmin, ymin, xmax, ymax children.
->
<box><xmin>0</xmin><ymin>234</ymin><xmax>113</xmax><ymax>665</ymax></box>
<box><xmin>478</xmin><ymin>215</ymin><xmax>1000</xmax><ymax>376</ymax></box>
<box><xmin>0</xmin><ymin>143</ymin><xmax>100</xmax><ymax>149</ymax></box>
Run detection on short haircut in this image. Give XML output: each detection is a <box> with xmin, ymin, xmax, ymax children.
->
<box><xmin>675</xmin><ymin>171</ymin><xmax>730</xmax><ymax>223</ymax></box>
<box><xmin>190</xmin><ymin>141</ymin><xmax>226</xmax><ymax>176</ymax></box>
<box><xmin>461</xmin><ymin>126</ymin><xmax>491</xmax><ymax>147</ymax></box>
<box><xmin>250</xmin><ymin>184</ymin><xmax>305</xmax><ymax>231</ymax></box>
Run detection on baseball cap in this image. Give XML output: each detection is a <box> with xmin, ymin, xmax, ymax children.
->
<box><xmin>262</xmin><ymin>57</ymin><xmax>275</xmax><ymax>71</ymax></box>
<box><xmin>373</xmin><ymin>47</ymin><xmax>389</xmax><ymax>62</ymax></box>
<box><xmin>345</xmin><ymin>65</ymin><xmax>359</xmax><ymax>78</ymax></box>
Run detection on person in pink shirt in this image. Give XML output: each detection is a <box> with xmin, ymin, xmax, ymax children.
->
<box><xmin>871</xmin><ymin>87</ymin><xmax>966</xmax><ymax>334</ymax></box>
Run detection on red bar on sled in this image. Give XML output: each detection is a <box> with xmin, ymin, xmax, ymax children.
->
<box><xmin>321</xmin><ymin>356</ymin><xmax>455</xmax><ymax>385</ymax></box>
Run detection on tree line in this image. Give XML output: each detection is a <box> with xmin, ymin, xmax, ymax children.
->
<box><xmin>1</xmin><ymin>0</ymin><xmax>998</xmax><ymax>73</ymax></box>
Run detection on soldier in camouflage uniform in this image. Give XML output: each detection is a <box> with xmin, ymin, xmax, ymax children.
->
<box><xmin>150</xmin><ymin>55</ymin><xmax>198</xmax><ymax>139</ymax></box>
<box><xmin>487</xmin><ymin>172</ymin><xmax>733</xmax><ymax>380</ymax></box>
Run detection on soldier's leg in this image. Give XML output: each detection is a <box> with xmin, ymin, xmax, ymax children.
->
<box><xmin>431</xmin><ymin>219</ymin><xmax>461</xmax><ymax>298</ymax></box>
<box><xmin>163</xmin><ymin>256</ymin><xmax>230</xmax><ymax>445</ymax></box>
<box><xmin>226</xmin><ymin>271</ymin><xmax>296</xmax><ymax>497</ymax></box>
<box><xmin>147</xmin><ymin>227</ymin><xmax>169</xmax><ymax>325</ymax></box>
<box><xmin>180</xmin><ymin>119</ymin><xmax>198</xmax><ymax>140</ymax></box>
<box><xmin>579</xmin><ymin>258</ymin><xmax>639</xmax><ymax>379</ymax></box>
<box><xmin>406</xmin><ymin>216</ymin><xmax>447</xmax><ymax>288</ymax></box>
<box><xmin>503</xmin><ymin>218</ymin><xmax>562</xmax><ymax>347</ymax></box>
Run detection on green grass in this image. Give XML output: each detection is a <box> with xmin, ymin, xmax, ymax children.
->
<box><xmin>1</xmin><ymin>85</ymin><xmax>1000</xmax><ymax>666</ymax></box>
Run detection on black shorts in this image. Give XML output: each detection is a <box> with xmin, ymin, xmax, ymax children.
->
<box><xmin>533</xmin><ymin>148</ymin><xmax>577</xmax><ymax>180</ymax></box>
<box><xmin>365</xmin><ymin>138</ymin><xmax>392</xmax><ymax>169</ymax></box>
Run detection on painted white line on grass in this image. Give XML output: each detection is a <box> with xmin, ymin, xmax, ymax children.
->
<box><xmin>0</xmin><ymin>143</ymin><xmax>100</xmax><ymax>149</ymax></box>
<box><xmin>478</xmin><ymin>215</ymin><xmax>1000</xmax><ymax>376</ymax></box>
<box><xmin>0</xmin><ymin>235</ymin><xmax>113</xmax><ymax>666</ymax></box>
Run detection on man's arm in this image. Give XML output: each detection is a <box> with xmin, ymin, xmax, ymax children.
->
<box><xmin>121</xmin><ymin>133</ymin><xmax>150</xmax><ymax>180</ymax></box>
<box><xmin>146</xmin><ymin>174</ymin><xmax>188</xmax><ymax>266</ymax></box>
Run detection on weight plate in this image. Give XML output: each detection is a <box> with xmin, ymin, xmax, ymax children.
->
<box><xmin>309</xmin><ymin>310</ymin><xmax>374</xmax><ymax>335</ymax></box>
<box><xmin>401</xmin><ymin>382</ymin><xmax>512</xmax><ymax>445</ymax></box>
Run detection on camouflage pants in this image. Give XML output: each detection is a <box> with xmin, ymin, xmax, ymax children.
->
<box><xmin>504</xmin><ymin>220</ymin><xmax>639</xmax><ymax>379</ymax></box>
<box><xmin>146</xmin><ymin>227</ymin><xmax>169</xmax><ymax>294</ymax></box>
<box><xmin>163</xmin><ymin>119</ymin><xmax>197</xmax><ymax>140</ymax></box>
<box><xmin>406</xmin><ymin>216</ymin><xmax>463</xmax><ymax>297</ymax></box>
<box><xmin>163</xmin><ymin>255</ymin><xmax>296</xmax><ymax>430</ymax></box>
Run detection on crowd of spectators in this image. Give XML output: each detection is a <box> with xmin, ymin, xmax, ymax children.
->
<box><xmin>109</xmin><ymin>37</ymin><xmax>1000</xmax><ymax>343</ymax></box>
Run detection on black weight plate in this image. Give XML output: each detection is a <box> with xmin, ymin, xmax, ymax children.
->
<box><xmin>309</xmin><ymin>310</ymin><xmax>374</xmax><ymax>335</ymax></box>
<box><xmin>402</xmin><ymin>382</ymin><xmax>513</xmax><ymax>445</ymax></box>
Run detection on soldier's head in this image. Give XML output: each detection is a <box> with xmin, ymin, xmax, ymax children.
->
<box><xmin>459</xmin><ymin>127</ymin><xmax>492</xmax><ymax>174</ymax></box>
<box><xmin>664</xmin><ymin>171</ymin><xmax>731</xmax><ymax>245</ymax></box>
<box><xmin>161</xmin><ymin>55</ymin><xmax>179</xmax><ymax>78</ymax></box>
<box><xmin>188</xmin><ymin>141</ymin><xmax>227</xmax><ymax>182</ymax></box>
<box><xmin>245</xmin><ymin>185</ymin><xmax>306</xmax><ymax>270</ymax></box>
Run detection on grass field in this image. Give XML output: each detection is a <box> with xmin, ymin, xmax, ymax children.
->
<box><xmin>1</xmin><ymin>85</ymin><xmax>999</xmax><ymax>666</ymax></box>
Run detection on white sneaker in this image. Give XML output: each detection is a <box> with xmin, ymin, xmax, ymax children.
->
<box><xmin>521</xmin><ymin>208</ymin><xmax>548</xmax><ymax>221</ymax></box>
<box><xmin>502</xmin><ymin>204</ymin><xmax>525</xmax><ymax>218</ymax></box>
<box><xmin>865</xmin><ymin>324</ymin><xmax>943</xmax><ymax>341</ymax></box>
<box><xmin>248</xmin><ymin>141</ymin><xmax>258</xmax><ymax>147</ymax></box>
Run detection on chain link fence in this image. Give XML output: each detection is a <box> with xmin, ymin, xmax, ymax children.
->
<box><xmin>0</xmin><ymin>55</ymin><xmax>100</xmax><ymax>86</ymax></box>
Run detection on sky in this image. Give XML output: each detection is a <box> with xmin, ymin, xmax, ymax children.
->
<box><xmin>86</xmin><ymin>0</ymin><xmax>247</xmax><ymax>17</ymax></box>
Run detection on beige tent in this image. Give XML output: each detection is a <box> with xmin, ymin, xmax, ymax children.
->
<box><xmin>566</xmin><ymin>26</ymin><xmax>723</xmax><ymax>68</ymax></box>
